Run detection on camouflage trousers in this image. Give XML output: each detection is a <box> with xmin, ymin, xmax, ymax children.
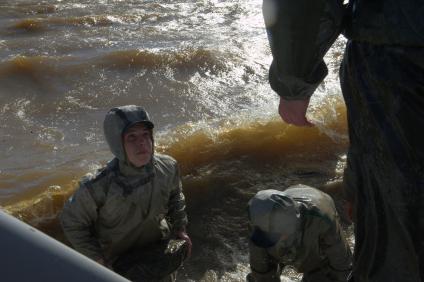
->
<box><xmin>112</xmin><ymin>239</ymin><xmax>188</xmax><ymax>282</ymax></box>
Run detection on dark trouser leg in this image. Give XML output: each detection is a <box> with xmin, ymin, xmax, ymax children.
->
<box><xmin>340</xmin><ymin>41</ymin><xmax>424</xmax><ymax>282</ymax></box>
<box><xmin>112</xmin><ymin>239</ymin><xmax>188</xmax><ymax>282</ymax></box>
<box><xmin>417</xmin><ymin>181</ymin><xmax>424</xmax><ymax>281</ymax></box>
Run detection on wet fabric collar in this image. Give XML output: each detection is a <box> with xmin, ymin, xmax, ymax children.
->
<box><xmin>110</xmin><ymin>158</ymin><xmax>155</xmax><ymax>196</ymax></box>
<box><xmin>118</xmin><ymin>157</ymin><xmax>155</xmax><ymax>177</ymax></box>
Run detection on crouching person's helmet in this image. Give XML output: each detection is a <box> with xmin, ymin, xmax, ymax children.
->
<box><xmin>248</xmin><ymin>189</ymin><xmax>302</xmax><ymax>263</ymax></box>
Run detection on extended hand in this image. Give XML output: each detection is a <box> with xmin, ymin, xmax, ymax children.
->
<box><xmin>96</xmin><ymin>258</ymin><xmax>112</xmax><ymax>269</ymax></box>
<box><xmin>177</xmin><ymin>230</ymin><xmax>192</xmax><ymax>258</ymax></box>
<box><xmin>278</xmin><ymin>97</ymin><xmax>314</xmax><ymax>127</ymax></box>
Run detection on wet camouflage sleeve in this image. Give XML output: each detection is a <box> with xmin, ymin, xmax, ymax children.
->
<box><xmin>320</xmin><ymin>220</ymin><xmax>352</xmax><ymax>281</ymax></box>
<box><xmin>248</xmin><ymin>240</ymin><xmax>281</xmax><ymax>282</ymax></box>
<box><xmin>60</xmin><ymin>183</ymin><xmax>103</xmax><ymax>261</ymax></box>
<box><xmin>264</xmin><ymin>0</ymin><xmax>344</xmax><ymax>100</ymax></box>
<box><xmin>167</xmin><ymin>164</ymin><xmax>188</xmax><ymax>233</ymax></box>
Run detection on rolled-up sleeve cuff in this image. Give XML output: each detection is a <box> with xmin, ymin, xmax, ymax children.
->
<box><xmin>269</xmin><ymin>60</ymin><xmax>327</xmax><ymax>100</ymax></box>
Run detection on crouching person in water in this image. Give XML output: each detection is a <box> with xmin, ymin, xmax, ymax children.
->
<box><xmin>60</xmin><ymin>105</ymin><xmax>191</xmax><ymax>282</ymax></box>
<box><xmin>247</xmin><ymin>185</ymin><xmax>352</xmax><ymax>282</ymax></box>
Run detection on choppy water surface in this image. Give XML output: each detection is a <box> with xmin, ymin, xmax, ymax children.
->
<box><xmin>0</xmin><ymin>0</ymin><xmax>350</xmax><ymax>281</ymax></box>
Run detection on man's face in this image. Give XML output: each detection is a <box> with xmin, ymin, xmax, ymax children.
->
<box><xmin>123</xmin><ymin>123</ymin><xmax>153</xmax><ymax>167</ymax></box>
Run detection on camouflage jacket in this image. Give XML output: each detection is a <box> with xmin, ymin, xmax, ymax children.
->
<box><xmin>60</xmin><ymin>154</ymin><xmax>188</xmax><ymax>262</ymax></box>
<box><xmin>249</xmin><ymin>187</ymin><xmax>352</xmax><ymax>281</ymax></box>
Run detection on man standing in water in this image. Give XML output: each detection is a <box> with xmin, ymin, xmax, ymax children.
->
<box><xmin>61</xmin><ymin>105</ymin><xmax>191</xmax><ymax>282</ymax></box>
<box><xmin>246</xmin><ymin>185</ymin><xmax>352</xmax><ymax>282</ymax></box>
<box><xmin>261</xmin><ymin>0</ymin><xmax>424</xmax><ymax>281</ymax></box>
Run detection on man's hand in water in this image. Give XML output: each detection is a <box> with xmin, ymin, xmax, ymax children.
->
<box><xmin>278</xmin><ymin>97</ymin><xmax>314</xmax><ymax>127</ymax></box>
<box><xmin>177</xmin><ymin>230</ymin><xmax>192</xmax><ymax>258</ymax></box>
<box><xmin>96</xmin><ymin>258</ymin><xmax>111</xmax><ymax>268</ymax></box>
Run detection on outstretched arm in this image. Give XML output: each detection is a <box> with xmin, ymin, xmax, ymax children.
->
<box><xmin>167</xmin><ymin>164</ymin><xmax>191</xmax><ymax>256</ymax></box>
<box><xmin>248</xmin><ymin>240</ymin><xmax>281</xmax><ymax>282</ymax></box>
<box><xmin>263</xmin><ymin>0</ymin><xmax>345</xmax><ymax>126</ymax></box>
<box><xmin>320</xmin><ymin>221</ymin><xmax>353</xmax><ymax>281</ymax></box>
